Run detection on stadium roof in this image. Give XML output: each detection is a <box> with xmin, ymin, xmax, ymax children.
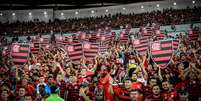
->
<box><xmin>0</xmin><ymin>0</ymin><xmax>161</xmax><ymax>10</ymax></box>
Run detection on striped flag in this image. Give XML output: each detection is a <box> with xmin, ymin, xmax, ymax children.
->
<box><xmin>150</xmin><ymin>40</ymin><xmax>173</xmax><ymax>68</ymax></box>
<box><xmin>40</xmin><ymin>37</ymin><xmax>50</xmax><ymax>48</ymax></box>
<box><xmin>99</xmin><ymin>44</ymin><xmax>108</xmax><ymax>54</ymax></box>
<box><xmin>132</xmin><ymin>37</ymin><xmax>149</xmax><ymax>56</ymax></box>
<box><xmin>189</xmin><ymin>30</ymin><xmax>199</xmax><ymax>42</ymax></box>
<box><xmin>100</xmin><ymin>32</ymin><xmax>112</xmax><ymax>45</ymax></box>
<box><xmin>11</xmin><ymin>43</ymin><xmax>30</xmax><ymax>65</ymax></box>
<box><xmin>143</xmin><ymin>27</ymin><xmax>153</xmax><ymax>38</ymax></box>
<box><xmin>63</xmin><ymin>35</ymin><xmax>79</xmax><ymax>45</ymax></box>
<box><xmin>83</xmin><ymin>42</ymin><xmax>99</xmax><ymax>60</ymax></box>
<box><xmin>31</xmin><ymin>40</ymin><xmax>40</xmax><ymax>55</ymax></box>
<box><xmin>89</xmin><ymin>33</ymin><xmax>98</xmax><ymax>43</ymax></box>
<box><xmin>66</xmin><ymin>43</ymin><xmax>83</xmax><ymax>63</ymax></box>
<box><xmin>120</xmin><ymin>30</ymin><xmax>129</xmax><ymax>43</ymax></box>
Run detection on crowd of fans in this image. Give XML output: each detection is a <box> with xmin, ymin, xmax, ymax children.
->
<box><xmin>0</xmin><ymin>7</ymin><xmax>201</xmax><ymax>36</ymax></box>
<box><xmin>0</xmin><ymin>6</ymin><xmax>201</xmax><ymax>101</ymax></box>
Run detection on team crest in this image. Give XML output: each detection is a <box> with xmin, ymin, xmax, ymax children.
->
<box><xmin>150</xmin><ymin>40</ymin><xmax>174</xmax><ymax>68</ymax></box>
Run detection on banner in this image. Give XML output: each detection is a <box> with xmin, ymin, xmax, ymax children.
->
<box><xmin>150</xmin><ymin>40</ymin><xmax>173</xmax><ymax>68</ymax></box>
<box><xmin>31</xmin><ymin>39</ymin><xmax>40</xmax><ymax>55</ymax></box>
<box><xmin>40</xmin><ymin>38</ymin><xmax>50</xmax><ymax>49</ymax></box>
<box><xmin>11</xmin><ymin>43</ymin><xmax>30</xmax><ymax>65</ymax></box>
<box><xmin>120</xmin><ymin>30</ymin><xmax>129</xmax><ymax>43</ymax></box>
<box><xmin>189</xmin><ymin>30</ymin><xmax>199</xmax><ymax>42</ymax></box>
<box><xmin>66</xmin><ymin>43</ymin><xmax>83</xmax><ymax>63</ymax></box>
<box><xmin>133</xmin><ymin>37</ymin><xmax>149</xmax><ymax>55</ymax></box>
<box><xmin>143</xmin><ymin>27</ymin><xmax>153</xmax><ymax>38</ymax></box>
<box><xmin>83</xmin><ymin>42</ymin><xmax>99</xmax><ymax>60</ymax></box>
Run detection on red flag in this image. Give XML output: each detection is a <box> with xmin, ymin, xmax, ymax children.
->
<box><xmin>150</xmin><ymin>40</ymin><xmax>174</xmax><ymax>68</ymax></box>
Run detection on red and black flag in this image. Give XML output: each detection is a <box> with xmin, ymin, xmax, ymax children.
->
<box><xmin>150</xmin><ymin>40</ymin><xmax>173</xmax><ymax>68</ymax></box>
<box><xmin>11</xmin><ymin>43</ymin><xmax>30</xmax><ymax>65</ymax></box>
<box><xmin>143</xmin><ymin>27</ymin><xmax>153</xmax><ymax>38</ymax></box>
<box><xmin>83</xmin><ymin>42</ymin><xmax>99</xmax><ymax>60</ymax></box>
<box><xmin>120</xmin><ymin>30</ymin><xmax>129</xmax><ymax>44</ymax></box>
<box><xmin>132</xmin><ymin>37</ymin><xmax>149</xmax><ymax>56</ymax></box>
<box><xmin>100</xmin><ymin>32</ymin><xmax>112</xmax><ymax>45</ymax></box>
<box><xmin>188</xmin><ymin>30</ymin><xmax>199</xmax><ymax>42</ymax></box>
<box><xmin>89</xmin><ymin>33</ymin><xmax>98</xmax><ymax>43</ymax></box>
<box><xmin>31</xmin><ymin>39</ymin><xmax>40</xmax><ymax>55</ymax></box>
<box><xmin>99</xmin><ymin>44</ymin><xmax>108</xmax><ymax>54</ymax></box>
<box><xmin>66</xmin><ymin>43</ymin><xmax>83</xmax><ymax>63</ymax></box>
<box><xmin>40</xmin><ymin>37</ymin><xmax>50</xmax><ymax>49</ymax></box>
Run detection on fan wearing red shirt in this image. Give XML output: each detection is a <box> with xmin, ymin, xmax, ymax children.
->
<box><xmin>99</xmin><ymin>65</ymin><xmax>114</xmax><ymax>101</ymax></box>
<box><xmin>66</xmin><ymin>75</ymin><xmax>81</xmax><ymax>101</ymax></box>
<box><xmin>161</xmin><ymin>81</ymin><xmax>178</xmax><ymax>101</ymax></box>
<box><xmin>15</xmin><ymin>78</ymin><xmax>35</xmax><ymax>100</ymax></box>
<box><xmin>113</xmin><ymin>78</ymin><xmax>143</xmax><ymax>101</ymax></box>
<box><xmin>145</xmin><ymin>85</ymin><xmax>164</xmax><ymax>101</ymax></box>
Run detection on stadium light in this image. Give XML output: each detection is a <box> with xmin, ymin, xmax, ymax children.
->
<box><xmin>123</xmin><ymin>8</ymin><xmax>126</xmax><ymax>10</ymax></box>
<box><xmin>75</xmin><ymin>11</ymin><xmax>79</xmax><ymax>15</ymax></box>
<box><xmin>192</xmin><ymin>1</ymin><xmax>195</xmax><ymax>4</ymax></box>
<box><xmin>91</xmin><ymin>10</ymin><xmax>95</xmax><ymax>14</ymax></box>
<box><xmin>173</xmin><ymin>2</ymin><xmax>176</xmax><ymax>6</ymax></box>
<box><xmin>12</xmin><ymin>13</ymin><xmax>15</xmax><ymax>16</ymax></box>
<box><xmin>156</xmin><ymin>4</ymin><xmax>160</xmax><ymax>7</ymax></box>
<box><xmin>141</xmin><ymin>5</ymin><xmax>144</xmax><ymax>9</ymax></box>
<box><xmin>44</xmin><ymin>11</ymin><xmax>47</xmax><ymax>15</ymax></box>
<box><xmin>61</xmin><ymin>12</ymin><xmax>64</xmax><ymax>16</ymax></box>
<box><xmin>105</xmin><ymin>9</ymin><xmax>108</xmax><ymax>12</ymax></box>
<box><xmin>0</xmin><ymin>13</ymin><xmax>2</xmax><ymax>16</ymax></box>
<box><xmin>28</xmin><ymin>12</ymin><xmax>32</xmax><ymax>16</ymax></box>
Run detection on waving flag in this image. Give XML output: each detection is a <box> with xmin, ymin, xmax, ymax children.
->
<box><xmin>99</xmin><ymin>44</ymin><xmax>108</xmax><ymax>54</ymax></box>
<box><xmin>40</xmin><ymin>37</ymin><xmax>50</xmax><ymax>49</ymax></box>
<box><xmin>89</xmin><ymin>33</ymin><xmax>98</xmax><ymax>43</ymax></box>
<box><xmin>66</xmin><ymin>43</ymin><xmax>83</xmax><ymax>63</ymax></box>
<box><xmin>120</xmin><ymin>30</ymin><xmax>129</xmax><ymax>43</ymax></box>
<box><xmin>100</xmin><ymin>32</ymin><xmax>112</xmax><ymax>45</ymax></box>
<box><xmin>31</xmin><ymin>40</ymin><xmax>40</xmax><ymax>55</ymax></box>
<box><xmin>83</xmin><ymin>42</ymin><xmax>99</xmax><ymax>59</ymax></box>
<box><xmin>11</xmin><ymin>43</ymin><xmax>30</xmax><ymax>65</ymax></box>
<box><xmin>143</xmin><ymin>27</ymin><xmax>153</xmax><ymax>38</ymax></box>
<box><xmin>150</xmin><ymin>40</ymin><xmax>173</xmax><ymax>68</ymax></box>
<box><xmin>133</xmin><ymin>37</ymin><xmax>149</xmax><ymax>56</ymax></box>
<box><xmin>189</xmin><ymin>30</ymin><xmax>199</xmax><ymax>42</ymax></box>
